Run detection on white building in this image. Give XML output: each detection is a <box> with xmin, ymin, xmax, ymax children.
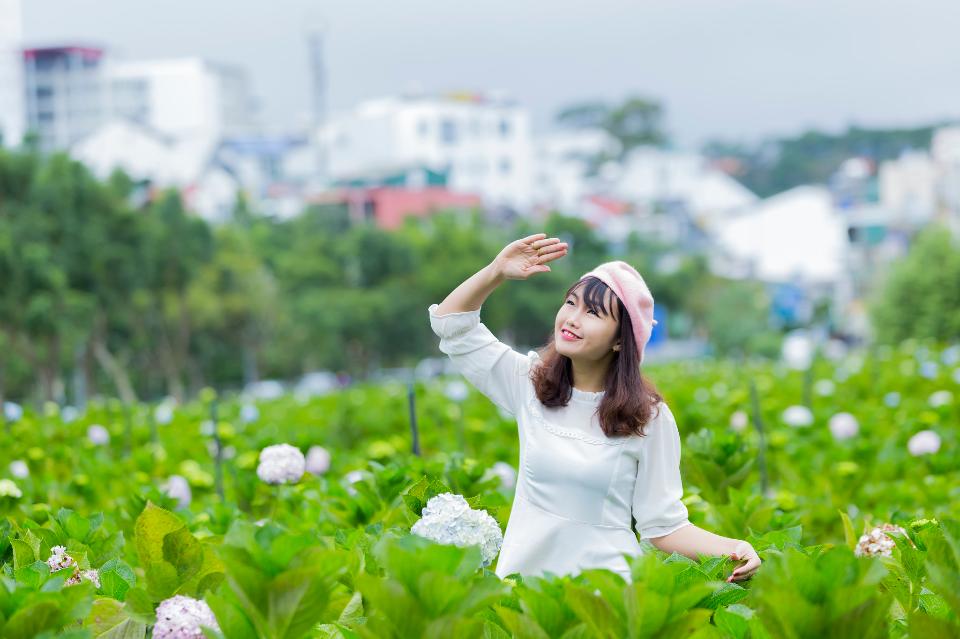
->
<box><xmin>71</xmin><ymin>119</ymin><xmax>240</xmax><ymax>223</ymax></box>
<box><xmin>105</xmin><ymin>57</ymin><xmax>259</xmax><ymax>142</ymax></box>
<box><xmin>23</xmin><ymin>45</ymin><xmax>106</xmax><ymax>151</ymax></box>
<box><xmin>0</xmin><ymin>0</ymin><xmax>25</xmax><ymax>146</ymax></box>
<box><xmin>878</xmin><ymin>150</ymin><xmax>938</xmax><ymax>225</ymax></box>
<box><xmin>711</xmin><ymin>186</ymin><xmax>847</xmax><ymax>286</ymax></box>
<box><xmin>532</xmin><ymin>128</ymin><xmax>616</xmax><ymax>214</ymax></box>
<box><xmin>878</xmin><ymin>126</ymin><xmax>960</xmax><ymax>237</ymax></box>
<box><xmin>603</xmin><ymin>147</ymin><xmax>758</xmax><ymax>229</ymax></box>
<box><xmin>320</xmin><ymin>92</ymin><xmax>534</xmax><ymax>210</ymax></box>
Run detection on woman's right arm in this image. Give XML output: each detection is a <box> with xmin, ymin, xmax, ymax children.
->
<box><xmin>435</xmin><ymin>233</ymin><xmax>567</xmax><ymax>314</ymax></box>
<box><xmin>428</xmin><ymin>233</ymin><xmax>569</xmax><ymax>416</ymax></box>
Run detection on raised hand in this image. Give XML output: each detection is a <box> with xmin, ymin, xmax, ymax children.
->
<box><xmin>493</xmin><ymin>233</ymin><xmax>569</xmax><ymax>281</ymax></box>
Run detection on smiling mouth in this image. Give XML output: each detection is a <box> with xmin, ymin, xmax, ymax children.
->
<box><xmin>560</xmin><ymin>329</ymin><xmax>581</xmax><ymax>339</ymax></box>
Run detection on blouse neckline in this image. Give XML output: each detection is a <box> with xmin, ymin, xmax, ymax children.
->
<box><xmin>570</xmin><ymin>386</ymin><xmax>605</xmax><ymax>401</ymax></box>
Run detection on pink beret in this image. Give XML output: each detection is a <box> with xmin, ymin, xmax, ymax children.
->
<box><xmin>579</xmin><ymin>260</ymin><xmax>657</xmax><ymax>365</ymax></box>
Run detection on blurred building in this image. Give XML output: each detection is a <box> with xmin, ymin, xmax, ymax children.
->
<box><xmin>23</xmin><ymin>45</ymin><xmax>106</xmax><ymax>151</ymax></box>
<box><xmin>104</xmin><ymin>57</ymin><xmax>259</xmax><ymax>141</ymax></box>
<box><xmin>878</xmin><ymin>126</ymin><xmax>960</xmax><ymax>235</ymax></box>
<box><xmin>320</xmin><ymin>91</ymin><xmax>534</xmax><ymax>211</ymax></box>
<box><xmin>532</xmin><ymin>128</ymin><xmax>616</xmax><ymax>213</ymax></box>
<box><xmin>0</xmin><ymin>0</ymin><xmax>25</xmax><ymax>146</ymax></box>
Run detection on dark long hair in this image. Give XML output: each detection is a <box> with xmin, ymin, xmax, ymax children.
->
<box><xmin>530</xmin><ymin>276</ymin><xmax>663</xmax><ymax>438</ymax></box>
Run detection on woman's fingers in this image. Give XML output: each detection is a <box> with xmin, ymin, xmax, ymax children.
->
<box><xmin>538</xmin><ymin>246</ymin><xmax>568</xmax><ymax>264</ymax></box>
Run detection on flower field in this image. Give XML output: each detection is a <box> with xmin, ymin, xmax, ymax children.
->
<box><xmin>1</xmin><ymin>341</ymin><xmax>958</xmax><ymax>638</ymax></box>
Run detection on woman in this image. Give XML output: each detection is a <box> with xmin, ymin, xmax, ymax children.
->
<box><xmin>428</xmin><ymin>233</ymin><xmax>761</xmax><ymax>583</ymax></box>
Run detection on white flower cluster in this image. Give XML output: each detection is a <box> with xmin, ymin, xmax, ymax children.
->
<box><xmin>45</xmin><ymin>545</ymin><xmax>99</xmax><ymax>587</ymax></box>
<box><xmin>908</xmin><ymin>430</ymin><xmax>941</xmax><ymax>456</ymax></box>
<box><xmin>66</xmin><ymin>568</ymin><xmax>100</xmax><ymax>588</ymax></box>
<box><xmin>928</xmin><ymin>390</ymin><xmax>953</xmax><ymax>408</ymax></box>
<box><xmin>153</xmin><ymin>594</ymin><xmax>221</xmax><ymax>639</ymax></box>
<box><xmin>854</xmin><ymin>523</ymin><xmax>907</xmax><ymax>558</ymax></box>
<box><xmin>87</xmin><ymin>424</ymin><xmax>110</xmax><ymax>446</ymax></box>
<box><xmin>256</xmin><ymin>443</ymin><xmax>305</xmax><ymax>484</ymax></box>
<box><xmin>490</xmin><ymin>461</ymin><xmax>517</xmax><ymax>490</ymax></box>
<box><xmin>410</xmin><ymin>492</ymin><xmax>503</xmax><ymax>566</ymax></box>
<box><xmin>9</xmin><ymin>460</ymin><xmax>29</xmax><ymax>479</ymax></box>
<box><xmin>163</xmin><ymin>475</ymin><xmax>192</xmax><ymax>508</ymax></box>
<box><xmin>305</xmin><ymin>445</ymin><xmax>331</xmax><ymax>475</ymax></box>
<box><xmin>782</xmin><ymin>405</ymin><xmax>813</xmax><ymax>427</ymax></box>
<box><xmin>729</xmin><ymin>410</ymin><xmax>749</xmax><ymax>432</ymax></box>
<box><xmin>828</xmin><ymin>412</ymin><xmax>859</xmax><ymax>441</ymax></box>
<box><xmin>0</xmin><ymin>478</ymin><xmax>22</xmax><ymax>498</ymax></box>
<box><xmin>46</xmin><ymin>545</ymin><xmax>76</xmax><ymax>572</ymax></box>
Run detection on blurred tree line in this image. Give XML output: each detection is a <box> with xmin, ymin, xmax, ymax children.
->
<box><xmin>0</xmin><ymin>145</ymin><xmax>784</xmax><ymax>407</ymax></box>
<box><xmin>703</xmin><ymin>124</ymin><xmax>945</xmax><ymax>197</ymax></box>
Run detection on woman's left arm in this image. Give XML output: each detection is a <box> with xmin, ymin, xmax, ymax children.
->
<box><xmin>648</xmin><ymin>524</ymin><xmax>761</xmax><ymax>582</ymax></box>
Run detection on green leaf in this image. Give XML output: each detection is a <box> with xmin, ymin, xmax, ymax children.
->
<box><xmin>494</xmin><ymin>605</ymin><xmax>551</xmax><ymax>639</ymax></box>
<box><xmin>839</xmin><ymin>510</ymin><xmax>857</xmax><ymax>551</ymax></box>
<box><xmin>11</xmin><ymin>539</ymin><xmax>37</xmax><ymax>570</ymax></box>
<box><xmin>162</xmin><ymin>527</ymin><xmax>203</xmax><ymax>582</ymax></box>
<box><xmin>133</xmin><ymin>502</ymin><xmax>185</xmax><ymax>568</ymax></box>
<box><xmin>15</xmin><ymin>559</ymin><xmax>52</xmax><ymax>589</ymax></box>
<box><xmin>98</xmin><ymin>559</ymin><xmax>136</xmax><ymax>601</ymax></box>
<box><xmin>144</xmin><ymin>561</ymin><xmax>179</xmax><ymax>600</ymax></box>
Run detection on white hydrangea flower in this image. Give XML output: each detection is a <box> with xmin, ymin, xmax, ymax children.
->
<box><xmin>87</xmin><ymin>424</ymin><xmax>110</xmax><ymax>446</ymax></box>
<box><xmin>61</xmin><ymin>405</ymin><xmax>79</xmax><ymax>423</ymax></box>
<box><xmin>344</xmin><ymin>469</ymin><xmax>365</xmax><ymax>496</ymax></box>
<box><xmin>883</xmin><ymin>392</ymin><xmax>901</xmax><ymax>408</ymax></box>
<box><xmin>46</xmin><ymin>545</ymin><xmax>77</xmax><ymax>572</ymax></box>
<box><xmin>305</xmin><ymin>446</ymin><xmax>331</xmax><ymax>475</ymax></box>
<box><xmin>782</xmin><ymin>333</ymin><xmax>814</xmax><ymax>370</ymax></box>
<box><xmin>66</xmin><ymin>568</ymin><xmax>100</xmax><ymax>588</ymax></box>
<box><xmin>444</xmin><ymin>380</ymin><xmax>469</xmax><ymax>402</ymax></box>
<box><xmin>9</xmin><ymin>460</ymin><xmax>29</xmax><ymax>479</ymax></box>
<box><xmin>941</xmin><ymin>344</ymin><xmax>960</xmax><ymax>366</ymax></box>
<box><xmin>920</xmin><ymin>361</ymin><xmax>939</xmax><ymax>379</ymax></box>
<box><xmin>782</xmin><ymin>405</ymin><xmax>814</xmax><ymax>427</ymax></box>
<box><xmin>163</xmin><ymin>475</ymin><xmax>192</xmax><ymax>509</ymax></box>
<box><xmin>200</xmin><ymin>420</ymin><xmax>215</xmax><ymax>436</ymax></box>
<box><xmin>256</xmin><ymin>444</ymin><xmax>305</xmax><ymax>484</ymax></box>
<box><xmin>3</xmin><ymin>401</ymin><xmax>23</xmax><ymax>422</ymax></box>
<box><xmin>907</xmin><ymin>430</ymin><xmax>941</xmax><ymax>456</ymax></box>
<box><xmin>854</xmin><ymin>523</ymin><xmax>907</xmax><ymax>557</ymax></box>
<box><xmin>154</xmin><ymin>400</ymin><xmax>175</xmax><ymax>425</ymax></box>
<box><xmin>153</xmin><ymin>594</ymin><xmax>221</xmax><ymax>639</ymax></box>
<box><xmin>814</xmin><ymin>379</ymin><xmax>836</xmax><ymax>396</ymax></box>
<box><xmin>828</xmin><ymin>412</ymin><xmax>859</xmax><ymax>441</ymax></box>
<box><xmin>240</xmin><ymin>403</ymin><xmax>260</xmax><ymax>424</ymax></box>
<box><xmin>693</xmin><ymin>388</ymin><xmax>710</xmax><ymax>403</ymax></box>
<box><xmin>928</xmin><ymin>390</ymin><xmax>953</xmax><ymax>407</ymax></box>
<box><xmin>410</xmin><ymin>492</ymin><xmax>503</xmax><ymax>566</ymax></box>
<box><xmin>0</xmin><ymin>479</ymin><xmax>23</xmax><ymax>498</ymax></box>
<box><xmin>490</xmin><ymin>461</ymin><xmax>517</xmax><ymax>490</ymax></box>
<box><xmin>729</xmin><ymin>410</ymin><xmax>749</xmax><ymax>432</ymax></box>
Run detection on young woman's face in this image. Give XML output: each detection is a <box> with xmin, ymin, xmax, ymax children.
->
<box><xmin>554</xmin><ymin>284</ymin><xmax>621</xmax><ymax>361</ymax></box>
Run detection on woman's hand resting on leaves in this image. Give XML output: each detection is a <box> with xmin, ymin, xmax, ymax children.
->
<box><xmin>493</xmin><ymin>233</ymin><xmax>568</xmax><ymax>280</ymax></box>
<box><xmin>727</xmin><ymin>540</ymin><xmax>761</xmax><ymax>582</ymax></box>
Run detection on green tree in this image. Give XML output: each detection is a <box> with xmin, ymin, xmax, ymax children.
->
<box><xmin>869</xmin><ymin>224</ymin><xmax>960</xmax><ymax>345</ymax></box>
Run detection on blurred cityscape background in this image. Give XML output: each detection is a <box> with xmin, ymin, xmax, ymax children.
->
<box><xmin>1</xmin><ymin>0</ymin><xmax>959</xmax><ymax>407</ymax></box>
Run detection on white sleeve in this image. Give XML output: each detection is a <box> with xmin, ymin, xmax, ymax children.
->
<box><xmin>632</xmin><ymin>402</ymin><xmax>692</xmax><ymax>540</ymax></box>
<box><xmin>428</xmin><ymin>303</ymin><xmax>533</xmax><ymax>417</ymax></box>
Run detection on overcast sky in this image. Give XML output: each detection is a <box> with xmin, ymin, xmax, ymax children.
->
<box><xmin>23</xmin><ymin>0</ymin><xmax>960</xmax><ymax>148</ymax></box>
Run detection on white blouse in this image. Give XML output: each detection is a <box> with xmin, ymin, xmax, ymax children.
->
<box><xmin>428</xmin><ymin>303</ymin><xmax>692</xmax><ymax>581</ymax></box>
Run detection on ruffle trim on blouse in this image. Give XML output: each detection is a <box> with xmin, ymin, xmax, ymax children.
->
<box><xmin>526</xmin><ymin>392</ymin><xmax>629</xmax><ymax>447</ymax></box>
<box><xmin>524</xmin><ymin>349</ymin><xmax>627</xmax><ymax>446</ymax></box>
